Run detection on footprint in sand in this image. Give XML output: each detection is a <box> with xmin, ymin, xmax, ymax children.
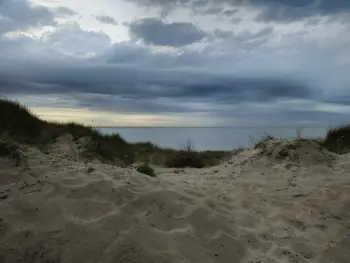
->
<box><xmin>206</xmin><ymin>234</ymin><xmax>246</xmax><ymax>263</ymax></box>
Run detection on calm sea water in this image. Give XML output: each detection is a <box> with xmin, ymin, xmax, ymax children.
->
<box><xmin>98</xmin><ymin>127</ymin><xmax>329</xmax><ymax>151</ymax></box>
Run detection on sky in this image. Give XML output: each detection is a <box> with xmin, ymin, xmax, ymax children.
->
<box><xmin>0</xmin><ymin>0</ymin><xmax>350</xmax><ymax>127</ymax></box>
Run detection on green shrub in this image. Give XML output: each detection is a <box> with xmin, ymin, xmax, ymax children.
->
<box><xmin>136</xmin><ymin>163</ymin><xmax>156</xmax><ymax>177</ymax></box>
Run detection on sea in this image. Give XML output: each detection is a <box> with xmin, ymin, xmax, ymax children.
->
<box><xmin>98</xmin><ymin>127</ymin><xmax>330</xmax><ymax>151</ymax></box>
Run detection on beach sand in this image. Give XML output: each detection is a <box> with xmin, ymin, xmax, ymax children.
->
<box><xmin>1</xmin><ymin>135</ymin><xmax>350</xmax><ymax>263</ymax></box>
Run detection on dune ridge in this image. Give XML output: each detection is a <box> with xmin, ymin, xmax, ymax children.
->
<box><xmin>1</xmin><ymin>133</ymin><xmax>350</xmax><ymax>263</ymax></box>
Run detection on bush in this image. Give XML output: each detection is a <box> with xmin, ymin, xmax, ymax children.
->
<box><xmin>165</xmin><ymin>150</ymin><xmax>205</xmax><ymax>168</ymax></box>
<box><xmin>136</xmin><ymin>163</ymin><xmax>156</xmax><ymax>177</ymax></box>
<box><xmin>322</xmin><ymin>125</ymin><xmax>350</xmax><ymax>154</ymax></box>
<box><xmin>165</xmin><ymin>139</ymin><xmax>205</xmax><ymax>168</ymax></box>
<box><xmin>164</xmin><ymin>139</ymin><xmax>230</xmax><ymax>168</ymax></box>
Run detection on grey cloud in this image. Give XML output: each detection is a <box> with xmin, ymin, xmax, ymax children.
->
<box><xmin>213</xmin><ymin>29</ymin><xmax>234</xmax><ymax>39</ymax></box>
<box><xmin>192</xmin><ymin>0</ymin><xmax>206</xmax><ymax>8</ymax></box>
<box><xmin>96</xmin><ymin>15</ymin><xmax>118</xmax><ymax>25</ymax></box>
<box><xmin>42</xmin><ymin>22</ymin><xmax>111</xmax><ymax>56</ymax></box>
<box><xmin>54</xmin><ymin>7</ymin><xmax>77</xmax><ymax>16</ymax></box>
<box><xmin>193</xmin><ymin>6</ymin><xmax>223</xmax><ymax>15</ymax></box>
<box><xmin>255</xmin><ymin>4</ymin><xmax>315</xmax><ymax>22</ymax></box>
<box><xmin>192</xmin><ymin>5</ymin><xmax>239</xmax><ymax>17</ymax></box>
<box><xmin>126</xmin><ymin>0</ymin><xmax>350</xmax><ymax>22</ymax></box>
<box><xmin>1</xmin><ymin>15</ymin><xmax>350</xmax><ymax>125</ymax></box>
<box><xmin>0</xmin><ymin>0</ymin><xmax>56</xmax><ymax>35</ymax></box>
<box><xmin>252</xmin><ymin>0</ymin><xmax>350</xmax><ymax>22</ymax></box>
<box><xmin>128</xmin><ymin>18</ymin><xmax>207</xmax><ymax>46</ymax></box>
<box><xmin>203</xmin><ymin>6</ymin><xmax>223</xmax><ymax>15</ymax></box>
<box><xmin>304</xmin><ymin>17</ymin><xmax>322</xmax><ymax>27</ymax></box>
<box><xmin>231</xmin><ymin>17</ymin><xmax>243</xmax><ymax>23</ymax></box>
<box><xmin>76</xmin><ymin>94</ymin><xmax>188</xmax><ymax>114</ymax></box>
<box><xmin>223</xmin><ymin>9</ymin><xmax>238</xmax><ymax>16</ymax></box>
<box><xmin>228</xmin><ymin>26</ymin><xmax>274</xmax><ymax>47</ymax></box>
<box><xmin>0</xmin><ymin>56</ymin><xmax>315</xmax><ymax>108</ymax></box>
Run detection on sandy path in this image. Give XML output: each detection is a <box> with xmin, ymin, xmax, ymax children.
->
<box><xmin>1</xmin><ymin>138</ymin><xmax>350</xmax><ymax>263</ymax></box>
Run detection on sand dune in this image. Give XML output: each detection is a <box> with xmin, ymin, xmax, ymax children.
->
<box><xmin>1</xmin><ymin>135</ymin><xmax>350</xmax><ymax>263</ymax></box>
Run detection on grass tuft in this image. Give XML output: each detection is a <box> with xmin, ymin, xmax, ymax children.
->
<box><xmin>136</xmin><ymin>163</ymin><xmax>156</xmax><ymax>177</ymax></box>
<box><xmin>254</xmin><ymin>135</ymin><xmax>276</xmax><ymax>149</ymax></box>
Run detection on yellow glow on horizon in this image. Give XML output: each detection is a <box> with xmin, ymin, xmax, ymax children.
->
<box><xmin>29</xmin><ymin>107</ymin><xmax>203</xmax><ymax>127</ymax></box>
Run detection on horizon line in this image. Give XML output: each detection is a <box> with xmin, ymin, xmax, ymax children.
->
<box><xmin>93</xmin><ymin>125</ymin><xmax>335</xmax><ymax>128</ymax></box>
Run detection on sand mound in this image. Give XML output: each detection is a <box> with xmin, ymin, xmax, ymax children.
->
<box><xmin>223</xmin><ymin>138</ymin><xmax>335</xmax><ymax>169</ymax></box>
<box><xmin>254</xmin><ymin>138</ymin><xmax>336</xmax><ymax>166</ymax></box>
<box><xmin>1</xmin><ymin>140</ymin><xmax>350</xmax><ymax>263</ymax></box>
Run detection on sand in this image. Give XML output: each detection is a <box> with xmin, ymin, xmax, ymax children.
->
<box><xmin>1</xmin><ymin>135</ymin><xmax>350</xmax><ymax>263</ymax></box>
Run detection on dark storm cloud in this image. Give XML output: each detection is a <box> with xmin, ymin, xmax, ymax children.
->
<box><xmin>129</xmin><ymin>18</ymin><xmax>207</xmax><ymax>46</ymax></box>
<box><xmin>95</xmin><ymin>15</ymin><xmax>118</xmax><ymax>25</ymax></box>
<box><xmin>0</xmin><ymin>60</ymin><xmax>320</xmax><ymax>118</ymax></box>
<box><xmin>0</xmin><ymin>60</ymin><xmax>314</xmax><ymax>107</ymax></box>
<box><xmin>126</xmin><ymin>0</ymin><xmax>350</xmax><ymax>22</ymax></box>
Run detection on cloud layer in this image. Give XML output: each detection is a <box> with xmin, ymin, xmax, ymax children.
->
<box><xmin>0</xmin><ymin>0</ymin><xmax>350</xmax><ymax>126</ymax></box>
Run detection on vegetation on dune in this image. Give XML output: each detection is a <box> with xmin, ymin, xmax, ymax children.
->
<box><xmin>0</xmin><ymin>98</ymin><xmax>44</xmax><ymax>144</ymax></box>
<box><xmin>0</xmin><ymin>98</ymin><xmax>134</xmax><ymax>165</ymax></box>
<box><xmin>0</xmin><ymin>98</ymin><xmax>229</xmax><ymax>167</ymax></box>
<box><xmin>254</xmin><ymin>135</ymin><xmax>276</xmax><ymax>149</ymax></box>
<box><xmin>164</xmin><ymin>139</ymin><xmax>227</xmax><ymax>168</ymax></box>
<box><xmin>321</xmin><ymin>125</ymin><xmax>350</xmax><ymax>154</ymax></box>
<box><xmin>4</xmin><ymin>97</ymin><xmax>348</xmax><ymax>167</ymax></box>
<box><xmin>252</xmin><ymin>125</ymin><xmax>350</xmax><ymax>156</ymax></box>
<box><xmin>136</xmin><ymin>163</ymin><xmax>156</xmax><ymax>177</ymax></box>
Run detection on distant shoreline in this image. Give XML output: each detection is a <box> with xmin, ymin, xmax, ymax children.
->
<box><xmin>97</xmin><ymin>125</ymin><xmax>335</xmax><ymax>128</ymax></box>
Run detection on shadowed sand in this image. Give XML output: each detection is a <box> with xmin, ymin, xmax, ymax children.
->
<box><xmin>1</xmin><ymin>135</ymin><xmax>350</xmax><ymax>263</ymax></box>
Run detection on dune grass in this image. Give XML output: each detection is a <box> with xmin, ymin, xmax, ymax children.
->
<box><xmin>164</xmin><ymin>139</ymin><xmax>227</xmax><ymax>168</ymax></box>
<box><xmin>321</xmin><ymin>125</ymin><xmax>350</xmax><ymax>154</ymax></box>
<box><xmin>0</xmin><ymin>98</ymin><xmax>229</xmax><ymax>167</ymax></box>
<box><xmin>4</xmin><ymin>97</ymin><xmax>348</xmax><ymax>167</ymax></box>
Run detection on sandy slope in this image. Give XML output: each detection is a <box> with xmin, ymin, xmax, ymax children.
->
<box><xmin>1</xmin><ymin>135</ymin><xmax>350</xmax><ymax>263</ymax></box>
